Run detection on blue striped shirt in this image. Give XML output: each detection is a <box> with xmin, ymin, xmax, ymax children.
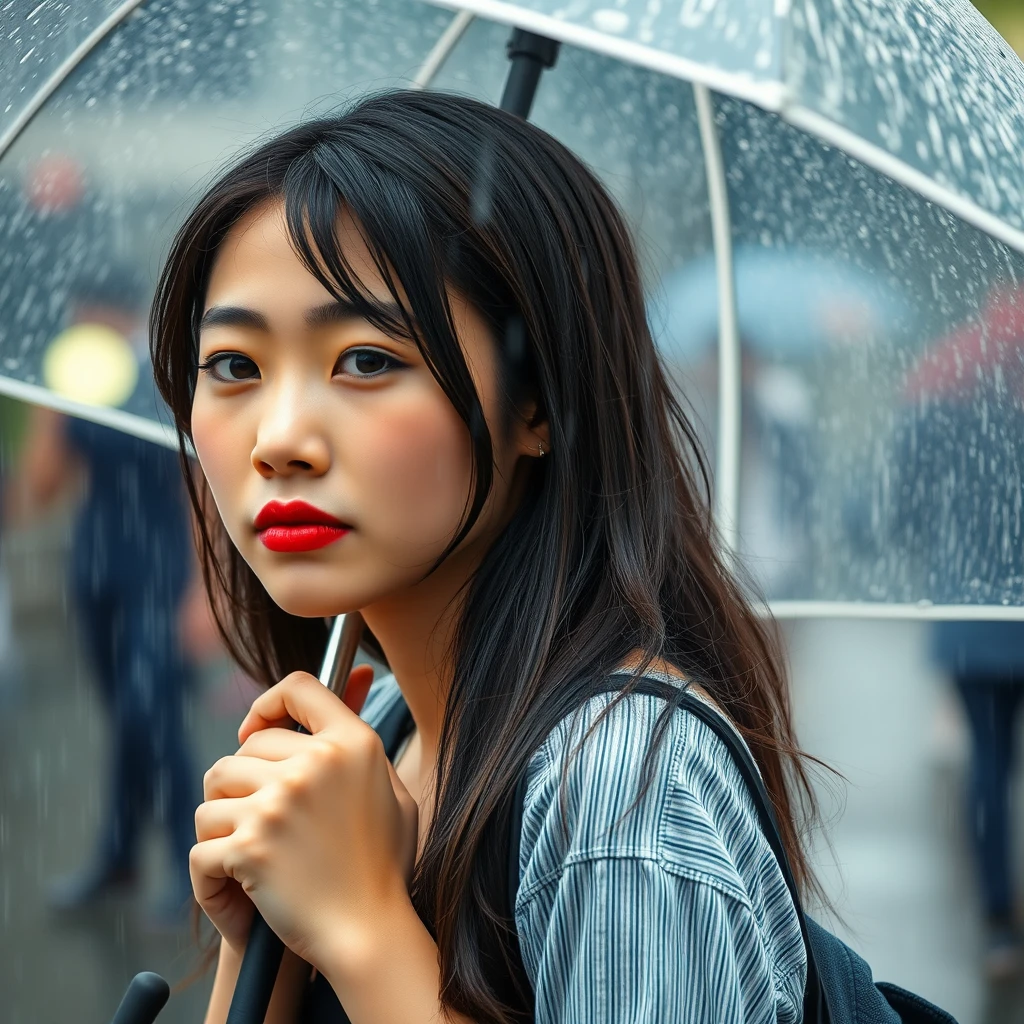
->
<box><xmin>361</xmin><ymin>676</ymin><xmax>806</xmax><ymax>1023</ymax></box>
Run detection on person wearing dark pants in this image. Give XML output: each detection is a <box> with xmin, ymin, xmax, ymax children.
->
<box><xmin>874</xmin><ymin>291</ymin><xmax>1024</xmax><ymax>981</ymax></box>
<box><xmin>38</xmin><ymin>415</ymin><xmax>199</xmax><ymax>924</ymax></box>
<box><xmin>69</xmin><ymin>547</ymin><xmax>197</xmax><ymax>914</ymax></box>
<box><xmin>955</xmin><ymin>676</ymin><xmax>1024</xmax><ymax>929</ymax></box>
<box><xmin>937</xmin><ymin>621</ymin><xmax>1024</xmax><ymax>979</ymax></box>
<box><xmin>20</xmin><ymin>401</ymin><xmax>201</xmax><ymax>929</ymax></box>
<box><xmin>8</xmin><ymin>258</ymin><xmax>204</xmax><ymax>928</ymax></box>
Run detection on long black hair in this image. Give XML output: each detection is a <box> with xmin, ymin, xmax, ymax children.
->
<box><xmin>153</xmin><ymin>90</ymin><xmax>820</xmax><ymax>1023</ymax></box>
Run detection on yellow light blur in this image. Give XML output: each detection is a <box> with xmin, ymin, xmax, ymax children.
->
<box><xmin>42</xmin><ymin>324</ymin><xmax>139</xmax><ymax>408</ymax></box>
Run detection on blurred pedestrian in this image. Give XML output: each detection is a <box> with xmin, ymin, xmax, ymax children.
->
<box><xmin>0</xmin><ymin>534</ymin><xmax>22</xmax><ymax>710</ymax></box>
<box><xmin>891</xmin><ymin>286</ymin><xmax>1024</xmax><ymax>978</ymax></box>
<box><xmin>934</xmin><ymin>621</ymin><xmax>1024</xmax><ymax>978</ymax></box>
<box><xmin>0</xmin><ymin>406</ymin><xmax>25</xmax><ymax>710</ymax></box>
<box><xmin>18</xmin><ymin>266</ymin><xmax>200</xmax><ymax>926</ymax></box>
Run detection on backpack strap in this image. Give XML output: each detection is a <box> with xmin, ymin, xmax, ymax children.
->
<box><xmin>373</xmin><ymin>690</ymin><xmax>416</xmax><ymax>761</ymax></box>
<box><xmin>507</xmin><ymin>679</ymin><xmax>829</xmax><ymax>1024</ymax></box>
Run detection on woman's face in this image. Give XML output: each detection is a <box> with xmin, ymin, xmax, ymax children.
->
<box><xmin>191</xmin><ymin>200</ymin><xmax>539</xmax><ymax>618</ymax></box>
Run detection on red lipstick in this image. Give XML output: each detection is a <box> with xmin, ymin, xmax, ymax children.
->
<box><xmin>254</xmin><ymin>500</ymin><xmax>350</xmax><ymax>553</ymax></box>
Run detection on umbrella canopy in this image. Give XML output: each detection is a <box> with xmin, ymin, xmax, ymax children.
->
<box><xmin>5</xmin><ymin>0</ymin><xmax>1020</xmax><ymax>249</ymax></box>
<box><xmin>2</xmin><ymin>2</ymin><xmax>125</xmax><ymax>142</ymax></box>
<box><xmin>423</xmin><ymin>0</ymin><xmax>1024</xmax><ymax>251</ymax></box>
<box><xmin>2</xmin><ymin>0</ymin><xmax>1024</xmax><ymax>613</ymax></box>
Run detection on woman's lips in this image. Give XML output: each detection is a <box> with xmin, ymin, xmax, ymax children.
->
<box><xmin>258</xmin><ymin>524</ymin><xmax>349</xmax><ymax>553</ymax></box>
<box><xmin>255</xmin><ymin>500</ymin><xmax>351</xmax><ymax>553</ymax></box>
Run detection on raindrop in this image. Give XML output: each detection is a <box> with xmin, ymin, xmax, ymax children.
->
<box><xmin>591</xmin><ymin>9</ymin><xmax>629</xmax><ymax>34</ymax></box>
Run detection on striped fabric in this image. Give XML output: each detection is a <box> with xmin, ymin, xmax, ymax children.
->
<box><xmin>361</xmin><ymin>676</ymin><xmax>807</xmax><ymax>1023</ymax></box>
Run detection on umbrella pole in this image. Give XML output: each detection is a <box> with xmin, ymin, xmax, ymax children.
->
<box><xmin>499</xmin><ymin>29</ymin><xmax>560</xmax><ymax>118</ymax></box>
<box><xmin>694</xmin><ymin>84</ymin><xmax>742</xmax><ymax>564</ymax></box>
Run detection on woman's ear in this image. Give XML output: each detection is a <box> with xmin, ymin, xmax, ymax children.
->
<box><xmin>515</xmin><ymin>400</ymin><xmax>551</xmax><ymax>459</ymax></box>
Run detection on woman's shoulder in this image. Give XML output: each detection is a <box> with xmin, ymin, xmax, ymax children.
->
<box><xmin>518</xmin><ymin>676</ymin><xmax>802</xmax><ymax>931</ymax></box>
<box><xmin>516</xmin><ymin>676</ymin><xmax>806</xmax><ymax>1015</ymax></box>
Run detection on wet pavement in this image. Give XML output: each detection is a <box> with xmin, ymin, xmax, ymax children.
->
<box><xmin>3</xmin><ymin>505</ymin><xmax>1024</xmax><ymax>1023</ymax></box>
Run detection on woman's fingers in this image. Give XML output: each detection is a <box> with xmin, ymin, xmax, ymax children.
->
<box><xmin>195</xmin><ymin>796</ymin><xmax>248</xmax><ymax>841</ymax></box>
<box><xmin>203</xmin><ymin>752</ymin><xmax>279</xmax><ymax>800</ymax></box>
<box><xmin>239</xmin><ymin>669</ymin><xmax>371</xmax><ymax>742</ymax></box>
<box><xmin>189</xmin><ymin>834</ymin><xmax>257</xmax><ymax>955</ymax></box>
<box><xmin>189</xmin><ymin>834</ymin><xmax>234</xmax><ymax>890</ymax></box>
<box><xmin>234</xmin><ymin>726</ymin><xmax>309</xmax><ymax>762</ymax></box>
<box><xmin>189</xmin><ymin>834</ymin><xmax>252</xmax><ymax>904</ymax></box>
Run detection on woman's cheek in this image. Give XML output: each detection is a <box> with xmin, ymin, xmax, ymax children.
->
<box><xmin>191</xmin><ymin>396</ymin><xmax>250</xmax><ymax>540</ymax></box>
<box><xmin>353</xmin><ymin>401</ymin><xmax>471</xmax><ymax>546</ymax></box>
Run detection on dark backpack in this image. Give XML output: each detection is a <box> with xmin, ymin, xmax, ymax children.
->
<box><xmin>505</xmin><ymin>680</ymin><xmax>959</xmax><ymax>1024</ymax></box>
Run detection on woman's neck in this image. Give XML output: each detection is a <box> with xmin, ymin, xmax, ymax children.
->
<box><xmin>359</xmin><ymin>543</ymin><xmax>481</xmax><ymax>765</ymax></box>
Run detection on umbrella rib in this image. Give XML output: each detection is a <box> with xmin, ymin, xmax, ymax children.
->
<box><xmin>694</xmin><ymin>83</ymin><xmax>742</xmax><ymax>563</ymax></box>
<box><xmin>769</xmin><ymin>601</ymin><xmax>1024</xmax><ymax>622</ymax></box>
<box><xmin>0</xmin><ymin>0</ymin><xmax>150</xmax><ymax>165</ymax></box>
<box><xmin>412</xmin><ymin>10</ymin><xmax>475</xmax><ymax>89</ymax></box>
<box><xmin>784</xmin><ymin>104</ymin><xmax>1024</xmax><ymax>258</ymax></box>
<box><xmin>0</xmin><ymin>375</ymin><xmax>180</xmax><ymax>451</ymax></box>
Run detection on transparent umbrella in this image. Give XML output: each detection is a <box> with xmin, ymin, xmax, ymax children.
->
<box><xmin>2</xmin><ymin>0</ymin><xmax>1024</xmax><ymax>616</ymax></box>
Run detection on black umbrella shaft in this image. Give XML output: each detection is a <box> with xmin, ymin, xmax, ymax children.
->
<box><xmin>500</xmin><ymin>29</ymin><xmax>559</xmax><ymax>118</ymax></box>
<box><xmin>226</xmin><ymin>916</ymin><xmax>286</xmax><ymax>1024</ymax></box>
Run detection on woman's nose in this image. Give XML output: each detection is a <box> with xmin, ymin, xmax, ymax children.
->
<box><xmin>251</xmin><ymin>385</ymin><xmax>331</xmax><ymax>478</ymax></box>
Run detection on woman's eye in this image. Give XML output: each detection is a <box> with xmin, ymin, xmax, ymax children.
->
<box><xmin>199</xmin><ymin>353</ymin><xmax>260</xmax><ymax>382</ymax></box>
<box><xmin>335</xmin><ymin>348</ymin><xmax>403</xmax><ymax>378</ymax></box>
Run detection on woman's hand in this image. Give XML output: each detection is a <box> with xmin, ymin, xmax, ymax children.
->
<box><xmin>189</xmin><ymin>667</ymin><xmax>418</xmax><ymax>970</ymax></box>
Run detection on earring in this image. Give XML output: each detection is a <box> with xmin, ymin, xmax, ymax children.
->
<box><xmin>537</xmin><ymin>440</ymin><xmax>546</xmax><ymax>457</ymax></box>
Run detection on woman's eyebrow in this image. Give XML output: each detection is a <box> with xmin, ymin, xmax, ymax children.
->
<box><xmin>199</xmin><ymin>306</ymin><xmax>269</xmax><ymax>331</ymax></box>
<box><xmin>198</xmin><ymin>299</ymin><xmax>410</xmax><ymax>333</ymax></box>
<box><xmin>303</xmin><ymin>298</ymin><xmax>405</xmax><ymax>329</ymax></box>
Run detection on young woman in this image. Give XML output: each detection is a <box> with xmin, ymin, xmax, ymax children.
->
<box><xmin>152</xmin><ymin>90</ymin><xmax>815</xmax><ymax>1024</ymax></box>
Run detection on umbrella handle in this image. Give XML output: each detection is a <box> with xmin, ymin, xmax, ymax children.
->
<box><xmin>225</xmin><ymin>612</ymin><xmax>365</xmax><ymax>1024</ymax></box>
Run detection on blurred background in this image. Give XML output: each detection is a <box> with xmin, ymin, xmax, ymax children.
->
<box><xmin>3</xmin><ymin>0</ymin><xmax>1024</xmax><ymax>1021</ymax></box>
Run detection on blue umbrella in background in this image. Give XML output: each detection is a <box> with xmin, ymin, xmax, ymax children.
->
<box><xmin>650</xmin><ymin>246</ymin><xmax>910</xmax><ymax>362</ymax></box>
